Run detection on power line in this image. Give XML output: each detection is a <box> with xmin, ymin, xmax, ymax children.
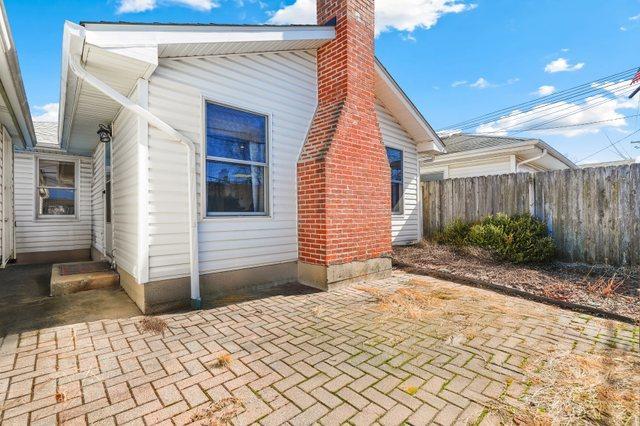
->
<box><xmin>440</xmin><ymin>67</ymin><xmax>638</xmax><ymax>131</ymax></box>
<box><xmin>454</xmin><ymin>82</ymin><xmax>634</xmax><ymax>134</ymax></box>
<box><xmin>472</xmin><ymin>114</ymin><xmax>638</xmax><ymax>133</ymax></box>
<box><xmin>577</xmin><ymin>128</ymin><xmax>640</xmax><ymax>163</ymax></box>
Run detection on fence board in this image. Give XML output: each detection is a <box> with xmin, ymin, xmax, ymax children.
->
<box><xmin>421</xmin><ymin>164</ymin><xmax>640</xmax><ymax>265</ymax></box>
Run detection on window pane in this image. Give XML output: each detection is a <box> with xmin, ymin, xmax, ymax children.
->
<box><xmin>38</xmin><ymin>160</ymin><xmax>75</xmax><ymax>188</ymax></box>
<box><xmin>39</xmin><ymin>188</ymin><xmax>75</xmax><ymax>215</ymax></box>
<box><xmin>386</xmin><ymin>147</ymin><xmax>402</xmax><ymax>182</ymax></box>
<box><xmin>206</xmin><ymin>161</ymin><xmax>265</xmax><ymax>213</ymax></box>
<box><xmin>391</xmin><ymin>183</ymin><xmax>402</xmax><ymax>214</ymax></box>
<box><xmin>206</xmin><ymin>103</ymin><xmax>266</xmax><ymax>163</ymax></box>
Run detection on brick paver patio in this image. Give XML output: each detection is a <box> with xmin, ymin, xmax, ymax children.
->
<box><xmin>0</xmin><ymin>271</ymin><xmax>637</xmax><ymax>425</ymax></box>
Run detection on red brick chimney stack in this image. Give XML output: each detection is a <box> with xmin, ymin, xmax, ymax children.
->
<box><xmin>297</xmin><ymin>0</ymin><xmax>392</xmax><ymax>289</ymax></box>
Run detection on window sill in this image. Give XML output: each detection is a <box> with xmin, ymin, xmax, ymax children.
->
<box><xmin>202</xmin><ymin>214</ymin><xmax>273</xmax><ymax>222</ymax></box>
<box><xmin>36</xmin><ymin>216</ymin><xmax>80</xmax><ymax>222</ymax></box>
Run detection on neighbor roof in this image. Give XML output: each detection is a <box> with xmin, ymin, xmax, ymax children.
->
<box><xmin>440</xmin><ymin>133</ymin><xmax>534</xmax><ymax>154</ymax></box>
<box><xmin>33</xmin><ymin>121</ymin><xmax>59</xmax><ymax>147</ymax></box>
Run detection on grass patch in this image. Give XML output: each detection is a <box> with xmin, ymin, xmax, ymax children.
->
<box><xmin>492</xmin><ymin>350</ymin><xmax>640</xmax><ymax>425</ymax></box>
<box><xmin>138</xmin><ymin>317</ymin><xmax>168</xmax><ymax>335</ymax></box>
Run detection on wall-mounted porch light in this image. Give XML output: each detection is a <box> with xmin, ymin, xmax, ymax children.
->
<box><xmin>97</xmin><ymin>124</ymin><xmax>112</xmax><ymax>143</ymax></box>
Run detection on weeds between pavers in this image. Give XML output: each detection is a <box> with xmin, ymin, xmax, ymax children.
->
<box><xmin>355</xmin><ymin>277</ymin><xmax>640</xmax><ymax>426</ymax></box>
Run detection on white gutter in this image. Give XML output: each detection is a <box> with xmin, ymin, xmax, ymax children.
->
<box><xmin>68</xmin><ymin>54</ymin><xmax>201</xmax><ymax>308</ymax></box>
<box><xmin>517</xmin><ymin>148</ymin><xmax>547</xmax><ymax>172</ymax></box>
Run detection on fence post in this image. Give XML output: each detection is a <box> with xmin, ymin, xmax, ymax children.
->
<box><xmin>528</xmin><ymin>174</ymin><xmax>535</xmax><ymax>216</ymax></box>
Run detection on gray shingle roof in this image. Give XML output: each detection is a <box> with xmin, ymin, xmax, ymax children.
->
<box><xmin>33</xmin><ymin>122</ymin><xmax>59</xmax><ymax>147</ymax></box>
<box><xmin>440</xmin><ymin>133</ymin><xmax>534</xmax><ymax>154</ymax></box>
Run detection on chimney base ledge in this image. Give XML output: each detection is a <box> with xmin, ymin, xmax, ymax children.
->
<box><xmin>298</xmin><ymin>258</ymin><xmax>392</xmax><ymax>291</ymax></box>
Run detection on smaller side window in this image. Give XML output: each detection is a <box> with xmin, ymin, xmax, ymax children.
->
<box><xmin>37</xmin><ymin>158</ymin><xmax>76</xmax><ymax>217</ymax></box>
<box><xmin>386</xmin><ymin>147</ymin><xmax>403</xmax><ymax>214</ymax></box>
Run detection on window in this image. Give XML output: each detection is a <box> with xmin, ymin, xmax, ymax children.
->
<box><xmin>386</xmin><ymin>147</ymin><xmax>403</xmax><ymax>214</ymax></box>
<box><xmin>37</xmin><ymin>159</ymin><xmax>76</xmax><ymax>216</ymax></box>
<box><xmin>205</xmin><ymin>102</ymin><xmax>268</xmax><ymax>215</ymax></box>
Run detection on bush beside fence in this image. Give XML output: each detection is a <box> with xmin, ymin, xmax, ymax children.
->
<box><xmin>422</xmin><ymin>164</ymin><xmax>640</xmax><ymax>265</ymax></box>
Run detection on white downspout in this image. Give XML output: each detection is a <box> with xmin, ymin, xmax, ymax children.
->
<box><xmin>517</xmin><ymin>148</ymin><xmax>547</xmax><ymax>172</ymax></box>
<box><xmin>68</xmin><ymin>54</ymin><xmax>201</xmax><ymax>308</ymax></box>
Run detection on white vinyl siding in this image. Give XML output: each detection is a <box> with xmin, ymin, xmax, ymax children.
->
<box><xmin>14</xmin><ymin>152</ymin><xmax>91</xmax><ymax>254</ymax></box>
<box><xmin>91</xmin><ymin>143</ymin><xmax>105</xmax><ymax>255</ymax></box>
<box><xmin>377</xmin><ymin>99</ymin><xmax>421</xmax><ymax>245</ymax></box>
<box><xmin>111</xmin><ymin>87</ymin><xmax>140</xmax><ymax>279</ymax></box>
<box><xmin>147</xmin><ymin>50</ymin><xmax>317</xmax><ymax>280</ymax></box>
<box><xmin>446</xmin><ymin>157</ymin><xmax>513</xmax><ymax>178</ymax></box>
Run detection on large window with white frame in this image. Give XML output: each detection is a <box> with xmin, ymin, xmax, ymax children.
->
<box><xmin>205</xmin><ymin>101</ymin><xmax>268</xmax><ymax>216</ymax></box>
<box><xmin>386</xmin><ymin>147</ymin><xmax>403</xmax><ymax>215</ymax></box>
<box><xmin>37</xmin><ymin>158</ymin><xmax>76</xmax><ymax>217</ymax></box>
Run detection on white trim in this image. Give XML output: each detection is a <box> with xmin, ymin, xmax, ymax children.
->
<box><xmin>375</xmin><ymin>59</ymin><xmax>445</xmax><ymax>154</ymax></box>
<box><xmin>199</xmin><ymin>95</ymin><xmax>274</xmax><ymax>221</ymax></box>
<box><xmin>136</xmin><ymin>78</ymin><xmax>150</xmax><ymax>284</ymax></box>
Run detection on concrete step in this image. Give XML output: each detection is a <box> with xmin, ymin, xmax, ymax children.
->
<box><xmin>50</xmin><ymin>261</ymin><xmax>120</xmax><ymax>296</ymax></box>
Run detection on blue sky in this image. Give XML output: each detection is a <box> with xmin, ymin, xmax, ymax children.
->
<box><xmin>5</xmin><ymin>0</ymin><xmax>640</xmax><ymax>164</ymax></box>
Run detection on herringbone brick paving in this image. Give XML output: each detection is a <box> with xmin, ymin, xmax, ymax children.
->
<box><xmin>0</xmin><ymin>272</ymin><xmax>637</xmax><ymax>425</ymax></box>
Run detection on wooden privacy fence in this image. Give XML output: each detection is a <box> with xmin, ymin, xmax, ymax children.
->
<box><xmin>422</xmin><ymin>164</ymin><xmax>640</xmax><ymax>265</ymax></box>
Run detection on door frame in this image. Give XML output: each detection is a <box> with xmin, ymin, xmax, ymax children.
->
<box><xmin>104</xmin><ymin>140</ymin><xmax>113</xmax><ymax>258</ymax></box>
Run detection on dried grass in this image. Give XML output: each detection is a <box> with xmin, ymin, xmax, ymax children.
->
<box><xmin>209</xmin><ymin>353</ymin><xmax>233</xmax><ymax>369</ymax></box>
<box><xmin>138</xmin><ymin>317</ymin><xmax>168</xmax><ymax>335</ymax></box>
<box><xmin>190</xmin><ymin>396</ymin><xmax>245</xmax><ymax>425</ymax></box>
<box><xmin>490</xmin><ymin>350</ymin><xmax>640</xmax><ymax>425</ymax></box>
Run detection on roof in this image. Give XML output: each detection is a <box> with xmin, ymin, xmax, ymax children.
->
<box><xmin>440</xmin><ymin>133</ymin><xmax>534</xmax><ymax>154</ymax></box>
<box><xmin>580</xmin><ymin>159</ymin><xmax>637</xmax><ymax>168</ymax></box>
<box><xmin>0</xmin><ymin>0</ymin><xmax>35</xmax><ymax>148</ymax></box>
<box><xmin>59</xmin><ymin>21</ymin><xmax>443</xmax><ymax>155</ymax></box>
<box><xmin>80</xmin><ymin>21</ymin><xmax>331</xmax><ymax>29</ymax></box>
<box><xmin>433</xmin><ymin>133</ymin><xmax>577</xmax><ymax>169</ymax></box>
<box><xmin>33</xmin><ymin>121</ymin><xmax>59</xmax><ymax>147</ymax></box>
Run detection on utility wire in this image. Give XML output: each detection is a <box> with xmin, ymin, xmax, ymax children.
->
<box><xmin>440</xmin><ymin>67</ymin><xmax>638</xmax><ymax>130</ymax></box>
<box><xmin>577</xmin><ymin>128</ymin><xmax>640</xmax><ymax>163</ymax></box>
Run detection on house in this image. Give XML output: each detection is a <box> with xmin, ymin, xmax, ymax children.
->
<box><xmin>13</xmin><ymin>0</ymin><xmax>445</xmax><ymax>313</ymax></box>
<box><xmin>580</xmin><ymin>159</ymin><xmax>637</xmax><ymax>169</ymax></box>
<box><xmin>420</xmin><ymin>133</ymin><xmax>576</xmax><ymax>180</ymax></box>
<box><xmin>0</xmin><ymin>0</ymin><xmax>36</xmax><ymax>268</ymax></box>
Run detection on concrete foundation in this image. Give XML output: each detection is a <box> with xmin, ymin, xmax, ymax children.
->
<box><xmin>298</xmin><ymin>257</ymin><xmax>393</xmax><ymax>291</ymax></box>
<box><xmin>119</xmin><ymin>261</ymin><xmax>298</xmax><ymax>314</ymax></box>
<box><xmin>16</xmin><ymin>249</ymin><xmax>91</xmax><ymax>265</ymax></box>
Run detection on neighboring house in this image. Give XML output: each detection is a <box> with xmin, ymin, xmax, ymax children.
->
<box><xmin>421</xmin><ymin>133</ymin><xmax>576</xmax><ymax>181</ymax></box>
<box><xmin>0</xmin><ymin>0</ymin><xmax>36</xmax><ymax>268</ymax></box>
<box><xmin>580</xmin><ymin>159</ymin><xmax>637</xmax><ymax>169</ymax></box>
<box><xmin>14</xmin><ymin>0</ymin><xmax>444</xmax><ymax>313</ymax></box>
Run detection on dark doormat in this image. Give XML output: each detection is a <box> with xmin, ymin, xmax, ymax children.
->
<box><xmin>58</xmin><ymin>261</ymin><xmax>111</xmax><ymax>276</ymax></box>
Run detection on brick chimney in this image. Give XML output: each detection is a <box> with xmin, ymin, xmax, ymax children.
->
<box><xmin>297</xmin><ymin>0</ymin><xmax>392</xmax><ymax>289</ymax></box>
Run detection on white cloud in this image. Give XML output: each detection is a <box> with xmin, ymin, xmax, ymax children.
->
<box><xmin>268</xmin><ymin>0</ymin><xmax>477</xmax><ymax>37</ymax></box>
<box><xmin>469</xmin><ymin>77</ymin><xmax>492</xmax><ymax>89</ymax></box>
<box><xmin>32</xmin><ymin>103</ymin><xmax>59</xmax><ymax>122</ymax></box>
<box><xmin>476</xmin><ymin>80</ymin><xmax>635</xmax><ymax>138</ymax></box>
<box><xmin>117</xmin><ymin>0</ymin><xmax>218</xmax><ymax>13</ymax></box>
<box><xmin>544</xmin><ymin>57</ymin><xmax>585</xmax><ymax>73</ymax></box>
<box><xmin>451</xmin><ymin>80</ymin><xmax>467</xmax><ymax>87</ymax></box>
<box><xmin>630</xmin><ymin>13</ymin><xmax>640</xmax><ymax>21</ymax></box>
<box><xmin>620</xmin><ymin>26</ymin><xmax>628</xmax><ymax>31</ymax></box>
<box><xmin>537</xmin><ymin>85</ymin><xmax>556</xmax><ymax>96</ymax></box>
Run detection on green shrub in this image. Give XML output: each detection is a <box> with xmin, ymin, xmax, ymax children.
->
<box><xmin>435</xmin><ymin>213</ymin><xmax>556</xmax><ymax>263</ymax></box>
<box><xmin>434</xmin><ymin>219</ymin><xmax>472</xmax><ymax>247</ymax></box>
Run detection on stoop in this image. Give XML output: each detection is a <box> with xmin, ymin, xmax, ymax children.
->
<box><xmin>50</xmin><ymin>261</ymin><xmax>119</xmax><ymax>296</ymax></box>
